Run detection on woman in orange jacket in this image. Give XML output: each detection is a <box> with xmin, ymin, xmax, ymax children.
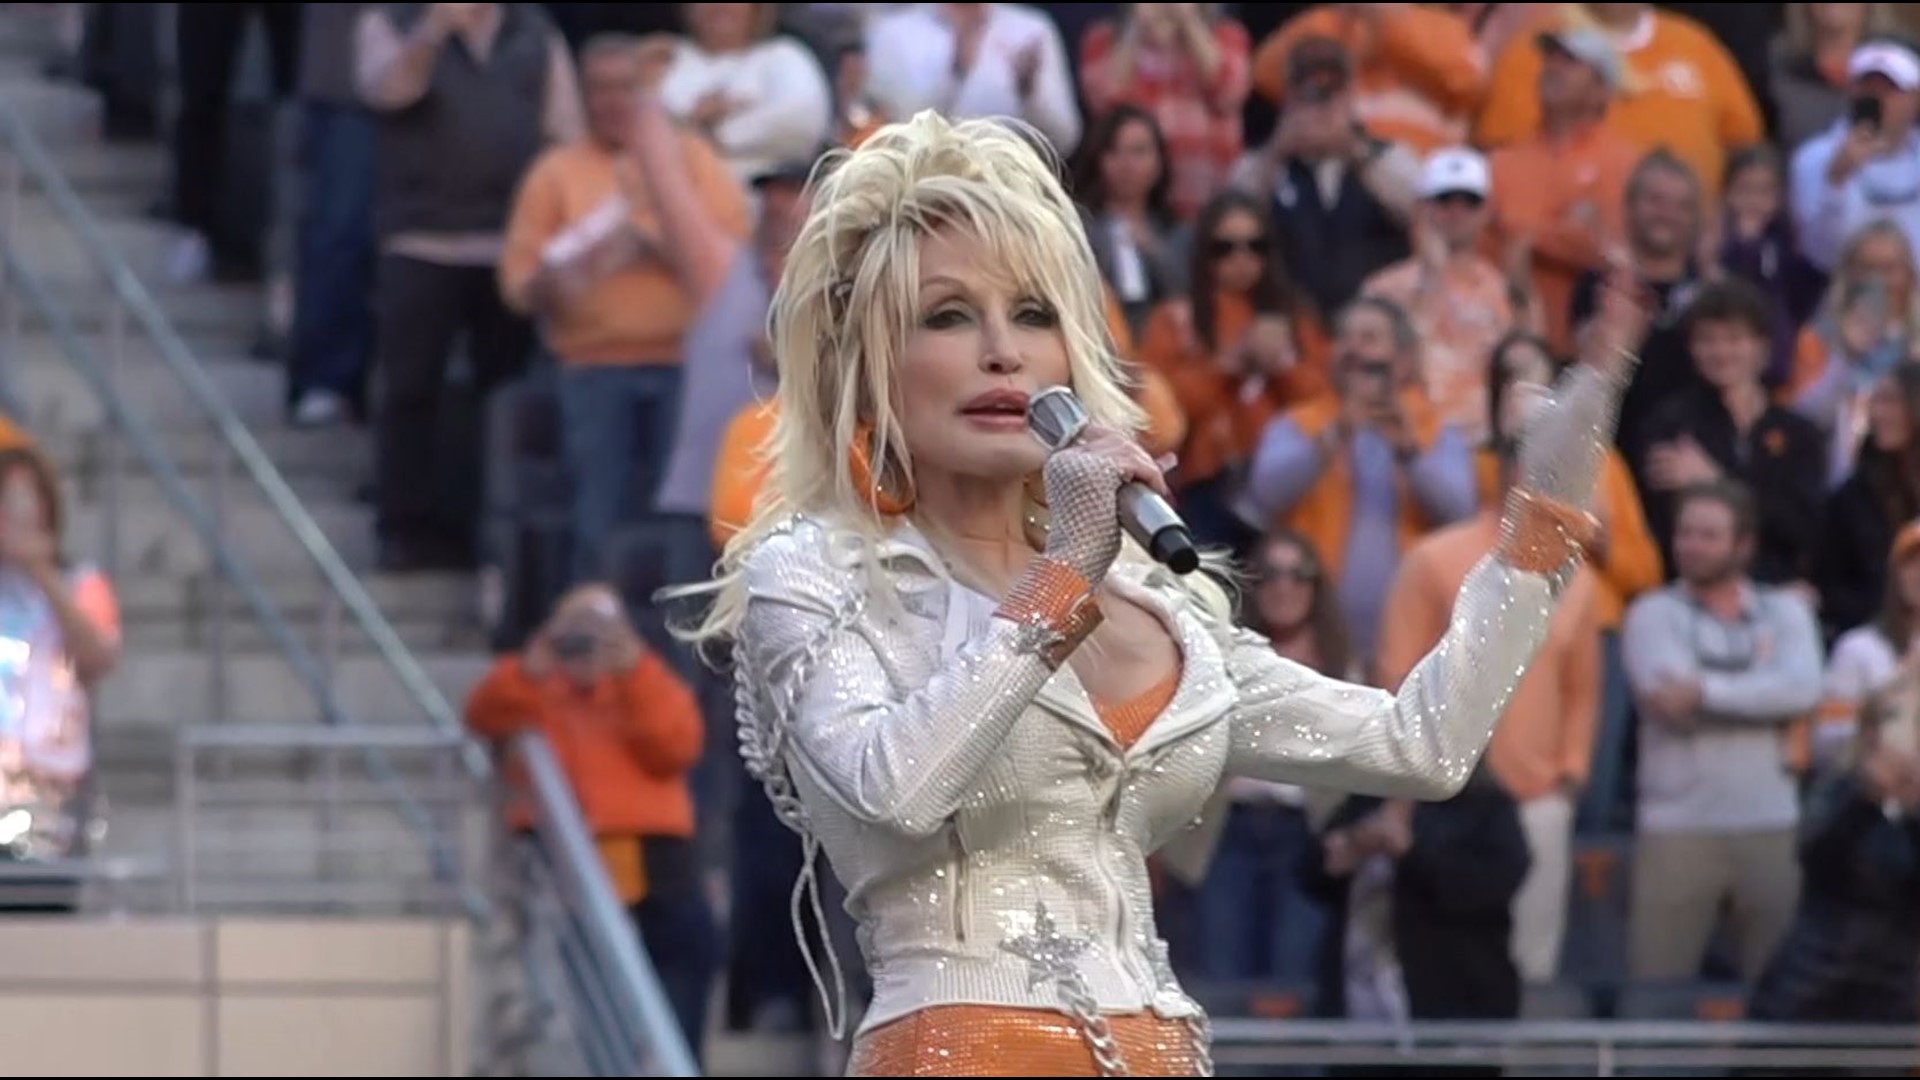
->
<box><xmin>1137</xmin><ymin>189</ymin><xmax>1331</xmax><ymax>554</ymax></box>
<box><xmin>465</xmin><ymin>583</ymin><xmax>713</xmax><ymax>1059</ymax></box>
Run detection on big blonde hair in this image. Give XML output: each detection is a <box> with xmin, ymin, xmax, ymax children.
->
<box><xmin>679</xmin><ymin>110</ymin><xmax>1231</xmax><ymax>645</ymax></box>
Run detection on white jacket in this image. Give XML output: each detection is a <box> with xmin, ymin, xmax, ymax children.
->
<box><xmin>733</xmin><ymin>516</ymin><xmax>1565</xmax><ymax>1043</ymax></box>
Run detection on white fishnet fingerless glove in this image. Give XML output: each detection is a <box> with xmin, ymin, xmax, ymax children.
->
<box><xmin>1039</xmin><ymin>447</ymin><xmax>1127</xmax><ymax>586</ymax></box>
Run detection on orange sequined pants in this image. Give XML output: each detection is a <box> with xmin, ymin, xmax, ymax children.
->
<box><xmin>846</xmin><ymin>1004</ymin><xmax>1205</xmax><ymax>1076</ymax></box>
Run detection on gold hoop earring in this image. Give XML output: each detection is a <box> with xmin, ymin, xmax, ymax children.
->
<box><xmin>850</xmin><ymin>424</ymin><xmax>914</xmax><ymax>515</ymax></box>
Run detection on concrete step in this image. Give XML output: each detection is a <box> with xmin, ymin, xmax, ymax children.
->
<box><xmin>27</xmin><ymin>277</ymin><xmax>262</xmax><ymax>341</ymax></box>
<box><xmin>0</xmin><ymin>67</ymin><xmax>100</xmax><ymax>148</ymax></box>
<box><xmin>85</xmin><ymin>793</ymin><xmax>488</xmax><ymax>913</ymax></box>
<box><xmin>12</xmin><ymin>332</ymin><xmax>286</xmax><ymax>437</ymax></box>
<box><xmin>96</xmin><ymin>649</ymin><xmax>492</xmax><ymax>729</ymax></box>
<box><xmin>6</xmin><ymin>190</ymin><xmax>195</xmax><ymax>285</ymax></box>
<box><xmin>59</xmin><ymin>474</ymin><xmax>375</xmax><ymax>578</ymax></box>
<box><xmin>44</xmin><ymin>422</ymin><xmax>375</xmax><ymax>486</ymax></box>
<box><xmin>114</xmin><ymin>569</ymin><xmax>487</xmax><ymax>654</ymax></box>
<box><xmin>31</xmin><ymin>140</ymin><xmax>168</xmax><ymax>204</ymax></box>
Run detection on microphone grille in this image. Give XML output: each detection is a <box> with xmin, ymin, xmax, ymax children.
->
<box><xmin>1026</xmin><ymin>387</ymin><xmax>1089</xmax><ymax>451</ymax></box>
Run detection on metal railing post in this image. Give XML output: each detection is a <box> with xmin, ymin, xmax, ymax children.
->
<box><xmin>0</xmin><ymin>154</ymin><xmax>21</xmax><ymax>408</ymax></box>
<box><xmin>210</xmin><ymin>440</ymin><xmax>230</xmax><ymax>725</ymax></box>
<box><xmin>101</xmin><ymin>294</ymin><xmax>125</xmax><ymax>582</ymax></box>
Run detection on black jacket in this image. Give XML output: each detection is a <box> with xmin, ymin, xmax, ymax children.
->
<box><xmin>1748</xmin><ymin>771</ymin><xmax>1920</xmax><ymax>1023</ymax></box>
<box><xmin>1306</xmin><ymin>777</ymin><xmax>1531</xmax><ymax>1023</ymax></box>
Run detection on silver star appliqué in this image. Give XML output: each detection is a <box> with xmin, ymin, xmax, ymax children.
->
<box><xmin>999</xmin><ymin>901</ymin><xmax>1095</xmax><ymax>991</ymax></box>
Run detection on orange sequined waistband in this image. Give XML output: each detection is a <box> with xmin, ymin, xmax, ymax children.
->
<box><xmin>847</xmin><ymin>1004</ymin><xmax>1206</xmax><ymax>1077</ymax></box>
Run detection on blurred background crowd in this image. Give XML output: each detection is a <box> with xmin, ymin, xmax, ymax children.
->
<box><xmin>10</xmin><ymin>1</ymin><xmax>1920</xmax><ymax>1074</ymax></box>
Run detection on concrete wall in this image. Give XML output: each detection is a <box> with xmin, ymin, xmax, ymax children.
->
<box><xmin>0</xmin><ymin>916</ymin><xmax>472</xmax><ymax>1076</ymax></box>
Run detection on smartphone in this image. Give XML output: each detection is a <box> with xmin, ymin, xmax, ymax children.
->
<box><xmin>551</xmin><ymin>632</ymin><xmax>598</xmax><ymax>662</ymax></box>
<box><xmin>1852</xmin><ymin>94</ymin><xmax>1884</xmax><ymax>131</ymax></box>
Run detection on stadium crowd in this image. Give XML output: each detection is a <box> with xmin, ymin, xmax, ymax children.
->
<box><xmin>18</xmin><ymin>1</ymin><xmax>1920</xmax><ymax>1072</ymax></box>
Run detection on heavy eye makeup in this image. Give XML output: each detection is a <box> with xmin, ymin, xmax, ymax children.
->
<box><xmin>919</xmin><ymin>295</ymin><xmax>1060</xmax><ymax>330</ymax></box>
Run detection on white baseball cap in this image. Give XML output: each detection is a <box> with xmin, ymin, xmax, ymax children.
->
<box><xmin>1849</xmin><ymin>41</ymin><xmax>1920</xmax><ymax>91</ymax></box>
<box><xmin>1537</xmin><ymin>27</ymin><xmax>1625</xmax><ymax>90</ymax></box>
<box><xmin>1419</xmin><ymin>147</ymin><xmax>1491</xmax><ymax>201</ymax></box>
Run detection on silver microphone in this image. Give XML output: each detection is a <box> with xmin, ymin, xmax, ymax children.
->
<box><xmin>1026</xmin><ymin>386</ymin><xmax>1201</xmax><ymax>576</ymax></box>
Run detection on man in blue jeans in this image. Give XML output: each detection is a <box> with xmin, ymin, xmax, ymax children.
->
<box><xmin>496</xmin><ymin>35</ymin><xmax>751</xmax><ymax>582</ymax></box>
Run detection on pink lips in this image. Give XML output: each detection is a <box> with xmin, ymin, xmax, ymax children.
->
<box><xmin>960</xmin><ymin>389</ymin><xmax>1030</xmax><ymax>418</ymax></box>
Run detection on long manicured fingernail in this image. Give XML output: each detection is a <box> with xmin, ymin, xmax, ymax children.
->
<box><xmin>1156</xmin><ymin>453</ymin><xmax>1178</xmax><ymax>472</ymax></box>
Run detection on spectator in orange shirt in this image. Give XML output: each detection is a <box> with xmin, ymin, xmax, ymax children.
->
<box><xmin>1138</xmin><ymin>189</ymin><xmax>1333</xmax><ymax>555</ymax></box>
<box><xmin>499</xmin><ymin>36</ymin><xmax>752</xmax><ymax>580</ymax></box>
<box><xmin>1476</xmin><ymin>3</ymin><xmax>1764</xmax><ymax>194</ymax></box>
<box><xmin>1251</xmin><ymin>2</ymin><xmax>1486</xmax><ymax>156</ymax></box>
<box><xmin>1363</xmin><ymin>146</ymin><xmax>1517</xmax><ymax>443</ymax></box>
<box><xmin>1378</xmin><ymin>346</ymin><xmax>1602</xmax><ymax>983</ymax></box>
<box><xmin>1486</xmin><ymin>25</ymin><xmax>1643</xmax><ymax>356</ymax></box>
<box><xmin>466</xmin><ymin>583</ymin><xmax>712</xmax><ymax>1059</ymax></box>
<box><xmin>1242</xmin><ymin>296</ymin><xmax>1479</xmax><ymax>665</ymax></box>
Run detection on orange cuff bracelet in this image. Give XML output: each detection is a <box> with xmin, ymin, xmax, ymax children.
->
<box><xmin>1498</xmin><ymin>488</ymin><xmax>1601</xmax><ymax>575</ymax></box>
<box><xmin>996</xmin><ymin>558</ymin><xmax>1103</xmax><ymax>669</ymax></box>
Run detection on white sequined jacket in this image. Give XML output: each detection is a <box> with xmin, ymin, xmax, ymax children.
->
<box><xmin>733</xmin><ymin>516</ymin><xmax>1566</xmax><ymax>1039</ymax></box>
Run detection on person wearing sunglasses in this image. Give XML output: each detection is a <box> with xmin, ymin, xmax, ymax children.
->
<box><xmin>1137</xmin><ymin>189</ymin><xmax>1330</xmax><ymax>555</ymax></box>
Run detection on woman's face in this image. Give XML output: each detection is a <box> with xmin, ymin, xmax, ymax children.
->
<box><xmin>1100</xmin><ymin>118</ymin><xmax>1163</xmax><ymax>208</ymax></box>
<box><xmin>1254</xmin><ymin>539</ymin><xmax>1317</xmax><ymax>633</ymax></box>
<box><xmin>1807</xmin><ymin>3</ymin><xmax>1869</xmax><ymax>36</ymax></box>
<box><xmin>1897</xmin><ymin>550</ymin><xmax>1920</xmax><ymax>614</ymax></box>
<box><xmin>1850</xmin><ymin>231</ymin><xmax>1915</xmax><ymax>307</ymax></box>
<box><xmin>1867</xmin><ymin>376</ymin><xmax>1911</xmax><ymax>452</ymax></box>
<box><xmin>896</xmin><ymin>228</ymin><xmax>1073</xmax><ymax>487</ymax></box>
<box><xmin>1495</xmin><ymin>342</ymin><xmax>1554</xmax><ymax>439</ymax></box>
<box><xmin>1209</xmin><ymin>207</ymin><xmax>1267</xmax><ymax>295</ymax></box>
<box><xmin>1724</xmin><ymin>162</ymin><xmax>1781</xmax><ymax>224</ymax></box>
<box><xmin>0</xmin><ymin>465</ymin><xmax>46</xmax><ymax>531</ymax></box>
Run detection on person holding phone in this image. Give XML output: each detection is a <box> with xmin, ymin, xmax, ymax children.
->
<box><xmin>1790</xmin><ymin>39</ymin><xmax>1920</xmax><ymax>272</ymax></box>
<box><xmin>0</xmin><ymin>446</ymin><xmax>121</xmax><ymax>878</ymax></box>
<box><xmin>1242</xmin><ymin>295</ymin><xmax>1492</xmax><ymax>671</ymax></box>
<box><xmin>464</xmin><ymin>584</ymin><xmax>715</xmax><ymax>1060</ymax></box>
<box><xmin>1747</xmin><ymin>658</ymin><xmax>1920</xmax><ymax>1028</ymax></box>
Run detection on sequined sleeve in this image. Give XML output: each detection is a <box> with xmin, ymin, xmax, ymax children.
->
<box><xmin>736</xmin><ymin>528</ymin><xmax>1062</xmax><ymax>838</ymax></box>
<box><xmin>1221</xmin><ymin>554</ymin><xmax>1565</xmax><ymax>800</ymax></box>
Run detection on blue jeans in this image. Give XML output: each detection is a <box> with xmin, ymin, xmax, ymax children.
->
<box><xmin>558</xmin><ymin>365</ymin><xmax>683</xmax><ymax>581</ymax></box>
<box><xmin>289</xmin><ymin>101</ymin><xmax>376</xmax><ymax>408</ymax></box>
<box><xmin>1192</xmin><ymin>802</ymin><xmax>1326</xmax><ymax>982</ymax></box>
<box><xmin>1576</xmin><ymin>633</ymin><xmax>1633</xmax><ymax>836</ymax></box>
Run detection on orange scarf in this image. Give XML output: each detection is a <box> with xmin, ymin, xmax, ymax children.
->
<box><xmin>1276</xmin><ymin>390</ymin><xmax>1445</xmax><ymax>580</ymax></box>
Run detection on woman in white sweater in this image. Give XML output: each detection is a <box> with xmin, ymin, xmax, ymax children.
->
<box><xmin>656</xmin><ymin>3</ymin><xmax>834</xmax><ymax>186</ymax></box>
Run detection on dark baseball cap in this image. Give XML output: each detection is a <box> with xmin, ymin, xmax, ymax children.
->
<box><xmin>1287</xmin><ymin>35</ymin><xmax>1353</xmax><ymax>103</ymax></box>
<box><xmin>751</xmin><ymin>152</ymin><xmax>825</xmax><ymax>191</ymax></box>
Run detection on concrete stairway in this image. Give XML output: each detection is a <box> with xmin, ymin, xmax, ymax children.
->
<box><xmin>0</xmin><ymin>12</ymin><xmax>492</xmax><ymax>884</ymax></box>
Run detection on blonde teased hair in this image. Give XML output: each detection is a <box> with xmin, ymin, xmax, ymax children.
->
<box><xmin>675</xmin><ymin>110</ymin><xmax>1233</xmax><ymax>647</ymax></box>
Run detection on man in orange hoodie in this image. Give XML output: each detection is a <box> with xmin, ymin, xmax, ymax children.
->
<box><xmin>466</xmin><ymin>583</ymin><xmax>712</xmax><ymax>1060</ymax></box>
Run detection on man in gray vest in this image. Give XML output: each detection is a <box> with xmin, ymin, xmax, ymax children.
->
<box><xmin>354</xmin><ymin>2</ymin><xmax>583</xmax><ymax>571</ymax></box>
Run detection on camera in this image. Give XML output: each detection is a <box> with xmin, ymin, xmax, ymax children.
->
<box><xmin>551</xmin><ymin>632</ymin><xmax>597</xmax><ymax>661</ymax></box>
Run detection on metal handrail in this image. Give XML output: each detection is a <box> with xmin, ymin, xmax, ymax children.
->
<box><xmin>0</xmin><ymin>101</ymin><xmax>486</xmax><ymax>780</ymax></box>
<box><xmin>514</xmin><ymin>731</ymin><xmax>699</xmax><ymax>1077</ymax></box>
<box><xmin>0</xmin><ymin>238</ymin><xmax>474</xmax><ymax>898</ymax></box>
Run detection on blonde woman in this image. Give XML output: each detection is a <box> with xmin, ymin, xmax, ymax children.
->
<box><xmin>682</xmin><ymin>110</ymin><xmax>1646</xmax><ymax>1076</ymax></box>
